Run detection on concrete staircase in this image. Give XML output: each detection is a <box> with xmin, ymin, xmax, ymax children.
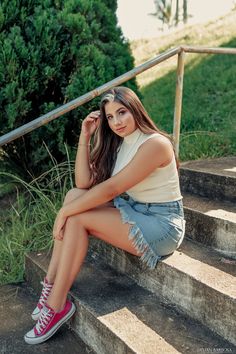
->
<box><xmin>24</xmin><ymin>156</ymin><xmax>236</xmax><ymax>353</ymax></box>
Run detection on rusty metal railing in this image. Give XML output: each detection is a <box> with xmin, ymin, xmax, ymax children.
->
<box><xmin>1</xmin><ymin>45</ymin><xmax>236</xmax><ymax>157</ymax></box>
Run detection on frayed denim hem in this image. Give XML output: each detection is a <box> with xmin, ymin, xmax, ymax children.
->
<box><xmin>114</xmin><ymin>198</ymin><xmax>162</xmax><ymax>269</ymax></box>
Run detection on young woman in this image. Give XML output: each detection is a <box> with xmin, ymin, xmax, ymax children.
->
<box><xmin>24</xmin><ymin>86</ymin><xmax>185</xmax><ymax>345</ymax></box>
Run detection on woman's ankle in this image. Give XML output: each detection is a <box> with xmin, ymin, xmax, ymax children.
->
<box><xmin>46</xmin><ymin>299</ymin><xmax>65</xmax><ymax>313</ymax></box>
<box><xmin>45</xmin><ymin>275</ymin><xmax>54</xmax><ymax>285</ymax></box>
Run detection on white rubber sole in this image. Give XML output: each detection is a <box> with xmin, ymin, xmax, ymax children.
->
<box><xmin>24</xmin><ymin>303</ymin><xmax>76</xmax><ymax>345</ymax></box>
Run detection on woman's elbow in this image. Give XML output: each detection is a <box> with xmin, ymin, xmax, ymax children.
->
<box><xmin>75</xmin><ymin>182</ymin><xmax>85</xmax><ymax>189</ymax></box>
<box><xmin>75</xmin><ymin>179</ymin><xmax>91</xmax><ymax>189</ymax></box>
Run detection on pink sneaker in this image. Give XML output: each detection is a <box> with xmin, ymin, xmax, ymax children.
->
<box><xmin>25</xmin><ymin>300</ymin><xmax>76</xmax><ymax>345</ymax></box>
<box><xmin>31</xmin><ymin>278</ymin><xmax>53</xmax><ymax>321</ymax></box>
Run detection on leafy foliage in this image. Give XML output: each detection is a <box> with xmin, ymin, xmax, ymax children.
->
<box><xmin>0</xmin><ymin>0</ymin><xmax>137</xmax><ymax>178</ymax></box>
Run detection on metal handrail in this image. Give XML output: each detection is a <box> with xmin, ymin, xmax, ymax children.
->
<box><xmin>1</xmin><ymin>45</ymin><xmax>236</xmax><ymax>157</ymax></box>
<box><xmin>0</xmin><ymin>47</ymin><xmax>180</xmax><ymax>147</ymax></box>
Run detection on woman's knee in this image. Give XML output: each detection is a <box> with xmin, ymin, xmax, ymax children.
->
<box><xmin>63</xmin><ymin>214</ymin><xmax>88</xmax><ymax>240</ymax></box>
<box><xmin>63</xmin><ymin>187</ymin><xmax>88</xmax><ymax>205</ymax></box>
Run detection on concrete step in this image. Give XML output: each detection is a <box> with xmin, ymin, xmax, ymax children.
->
<box><xmin>183</xmin><ymin>192</ymin><xmax>236</xmax><ymax>258</ymax></box>
<box><xmin>87</xmin><ymin>238</ymin><xmax>236</xmax><ymax>346</ymax></box>
<box><xmin>180</xmin><ymin>156</ymin><xmax>236</xmax><ymax>203</ymax></box>
<box><xmin>24</xmin><ymin>252</ymin><xmax>235</xmax><ymax>354</ymax></box>
<box><xmin>0</xmin><ymin>283</ymin><xmax>93</xmax><ymax>354</ymax></box>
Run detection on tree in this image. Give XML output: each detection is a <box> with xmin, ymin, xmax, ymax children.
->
<box><xmin>152</xmin><ymin>0</ymin><xmax>173</xmax><ymax>29</ymax></box>
<box><xmin>175</xmin><ymin>0</ymin><xmax>179</xmax><ymax>26</ymax></box>
<box><xmin>0</xmin><ymin>0</ymin><xmax>138</xmax><ymax>178</ymax></box>
<box><xmin>152</xmin><ymin>0</ymin><xmax>188</xmax><ymax>29</ymax></box>
<box><xmin>183</xmin><ymin>0</ymin><xmax>188</xmax><ymax>24</ymax></box>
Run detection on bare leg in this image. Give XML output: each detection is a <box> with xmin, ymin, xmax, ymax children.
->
<box><xmin>46</xmin><ymin>188</ymin><xmax>88</xmax><ymax>283</ymax></box>
<box><xmin>46</xmin><ymin>207</ymin><xmax>140</xmax><ymax>312</ymax></box>
<box><xmin>46</xmin><ymin>188</ymin><xmax>114</xmax><ymax>283</ymax></box>
<box><xmin>47</xmin><ymin>217</ymin><xmax>89</xmax><ymax>310</ymax></box>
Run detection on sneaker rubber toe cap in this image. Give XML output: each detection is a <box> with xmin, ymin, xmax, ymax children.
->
<box><xmin>24</xmin><ymin>328</ymin><xmax>37</xmax><ymax>343</ymax></box>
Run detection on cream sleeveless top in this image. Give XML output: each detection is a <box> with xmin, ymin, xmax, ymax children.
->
<box><xmin>111</xmin><ymin>128</ymin><xmax>182</xmax><ymax>203</ymax></box>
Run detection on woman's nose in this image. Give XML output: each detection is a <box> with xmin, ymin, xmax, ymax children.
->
<box><xmin>113</xmin><ymin>116</ymin><xmax>121</xmax><ymax>125</ymax></box>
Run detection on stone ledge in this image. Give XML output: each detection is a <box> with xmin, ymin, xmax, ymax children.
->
<box><xmin>88</xmin><ymin>238</ymin><xmax>236</xmax><ymax>346</ymax></box>
<box><xmin>180</xmin><ymin>156</ymin><xmax>236</xmax><ymax>203</ymax></box>
<box><xmin>183</xmin><ymin>192</ymin><xmax>236</xmax><ymax>257</ymax></box>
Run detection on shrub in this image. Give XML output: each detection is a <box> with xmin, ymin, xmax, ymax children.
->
<box><xmin>0</xmin><ymin>0</ymin><xmax>138</xmax><ymax>178</ymax></box>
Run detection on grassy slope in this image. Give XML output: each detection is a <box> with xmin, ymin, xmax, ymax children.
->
<box><xmin>130</xmin><ymin>10</ymin><xmax>236</xmax><ymax>161</ymax></box>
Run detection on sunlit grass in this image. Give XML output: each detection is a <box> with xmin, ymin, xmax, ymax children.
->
<box><xmin>131</xmin><ymin>11</ymin><xmax>236</xmax><ymax>161</ymax></box>
<box><xmin>131</xmin><ymin>10</ymin><xmax>236</xmax><ymax>87</ymax></box>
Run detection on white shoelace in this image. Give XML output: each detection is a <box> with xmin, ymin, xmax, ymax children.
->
<box><xmin>36</xmin><ymin>307</ymin><xmax>54</xmax><ymax>333</ymax></box>
<box><xmin>38</xmin><ymin>280</ymin><xmax>53</xmax><ymax>307</ymax></box>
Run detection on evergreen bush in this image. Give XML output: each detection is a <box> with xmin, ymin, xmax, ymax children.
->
<box><xmin>0</xmin><ymin>0</ymin><xmax>138</xmax><ymax>178</ymax></box>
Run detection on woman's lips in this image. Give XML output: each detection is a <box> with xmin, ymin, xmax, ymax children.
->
<box><xmin>116</xmin><ymin>126</ymin><xmax>126</xmax><ymax>132</ymax></box>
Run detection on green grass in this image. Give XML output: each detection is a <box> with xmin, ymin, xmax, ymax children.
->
<box><xmin>0</xmin><ymin>148</ymin><xmax>74</xmax><ymax>285</ymax></box>
<box><xmin>141</xmin><ymin>44</ymin><xmax>236</xmax><ymax>161</ymax></box>
<box><xmin>131</xmin><ymin>10</ymin><xmax>236</xmax><ymax>161</ymax></box>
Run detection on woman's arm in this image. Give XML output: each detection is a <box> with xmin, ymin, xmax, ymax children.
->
<box><xmin>75</xmin><ymin>134</ymin><xmax>93</xmax><ymax>188</ymax></box>
<box><xmin>64</xmin><ymin>137</ymin><xmax>173</xmax><ymax>217</ymax></box>
<box><xmin>75</xmin><ymin>111</ymin><xmax>100</xmax><ymax>188</ymax></box>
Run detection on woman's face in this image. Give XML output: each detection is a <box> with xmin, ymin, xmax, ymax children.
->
<box><xmin>104</xmin><ymin>101</ymin><xmax>137</xmax><ymax>137</ymax></box>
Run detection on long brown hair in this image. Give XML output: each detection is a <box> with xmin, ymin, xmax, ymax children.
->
<box><xmin>90</xmin><ymin>86</ymin><xmax>176</xmax><ymax>186</ymax></box>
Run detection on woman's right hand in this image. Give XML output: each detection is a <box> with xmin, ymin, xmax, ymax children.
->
<box><xmin>81</xmin><ymin>110</ymin><xmax>101</xmax><ymax>139</ymax></box>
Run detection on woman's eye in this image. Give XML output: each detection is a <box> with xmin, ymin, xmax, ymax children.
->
<box><xmin>119</xmin><ymin>110</ymin><xmax>126</xmax><ymax>115</ymax></box>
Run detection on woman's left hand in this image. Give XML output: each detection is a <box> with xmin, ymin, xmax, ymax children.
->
<box><xmin>53</xmin><ymin>209</ymin><xmax>67</xmax><ymax>241</ymax></box>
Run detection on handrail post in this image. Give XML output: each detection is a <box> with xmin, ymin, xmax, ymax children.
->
<box><xmin>173</xmin><ymin>49</ymin><xmax>185</xmax><ymax>158</ymax></box>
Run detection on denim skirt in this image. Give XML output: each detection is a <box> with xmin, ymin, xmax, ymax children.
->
<box><xmin>113</xmin><ymin>195</ymin><xmax>186</xmax><ymax>269</ymax></box>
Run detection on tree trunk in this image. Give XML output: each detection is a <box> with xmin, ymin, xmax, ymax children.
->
<box><xmin>175</xmin><ymin>0</ymin><xmax>179</xmax><ymax>26</ymax></box>
<box><xmin>183</xmin><ymin>0</ymin><xmax>188</xmax><ymax>23</ymax></box>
